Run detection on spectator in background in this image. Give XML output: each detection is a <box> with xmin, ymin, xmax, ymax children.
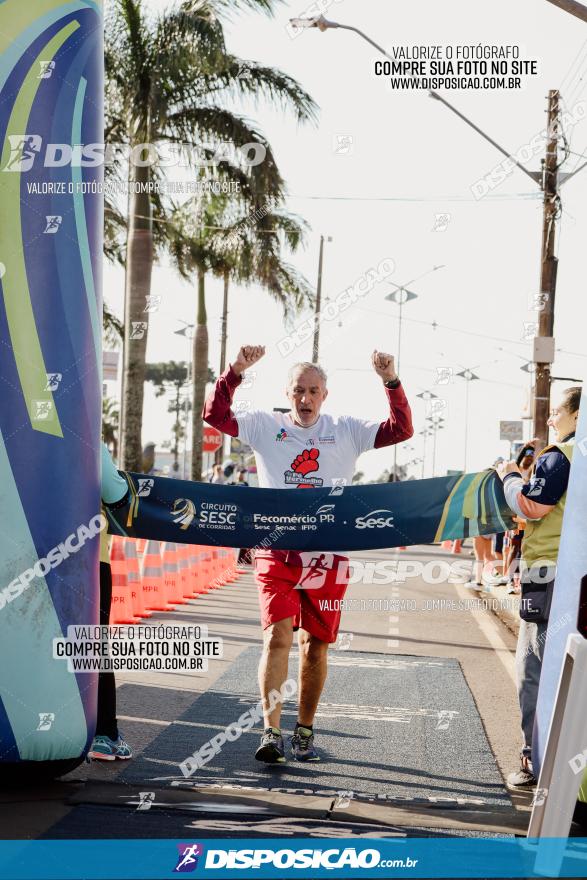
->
<box><xmin>235</xmin><ymin>469</ymin><xmax>249</xmax><ymax>487</ymax></box>
<box><xmin>497</xmin><ymin>386</ymin><xmax>580</xmax><ymax>790</ymax></box>
<box><xmin>466</xmin><ymin>534</ymin><xmax>498</xmax><ymax>589</ymax></box>
<box><xmin>210</xmin><ymin>464</ymin><xmax>225</xmax><ymax>484</ymax></box>
<box><xmin>504</xmin><ymin>442</ymin><xmax>538</xmax><ymax>593</ymax></box>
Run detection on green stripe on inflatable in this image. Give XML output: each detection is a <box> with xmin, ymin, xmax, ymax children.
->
<box><xmin>0</xmin><ymin>20</ymin><xmax>80</xmax><ymax>436</ymax></box>
<box><xmin>0</xmin><ymin>432</ymin><xmax>86</xmax><ymax>760</ymax></box>
<box><xmin>0</xmin><ymin>2</ymin><xmax>88</xmax><ymax>93</ymax></box>
<box><xmin>71</xmin><ymin>76</ymin><xmax>101</xmax><ymax>373</ymax></box>
<box><xmin>463</xmin><ymin>471</ymin><xmax>485</xmax><ymax>523</ymax></box>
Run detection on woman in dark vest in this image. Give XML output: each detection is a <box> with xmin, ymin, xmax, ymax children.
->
<box><xmin>497</xmin><ymin>385</ymin><xmax>580</xmax><ymax>789</ymax></box>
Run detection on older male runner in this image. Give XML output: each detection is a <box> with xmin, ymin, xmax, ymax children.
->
<box><xmin>203</xmin><ymin>347</ymin><xmax>413</xmax><ymax>764</ymax></box>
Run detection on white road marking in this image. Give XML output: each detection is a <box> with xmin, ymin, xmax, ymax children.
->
<box><xmin>328</xmin><ymin>657</ymin><xmax>448</xmax><ymax>669</ymax></box>
<box><xmin>454</xmin><ymin>583</ymin><xmax>516</xmax><ymax>685</ymax></box>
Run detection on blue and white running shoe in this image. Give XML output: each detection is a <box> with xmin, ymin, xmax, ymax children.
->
<box><xmin>88</xmin><ymin>734</ymin><xmax>133</xmax><ymax>761</ymax></box>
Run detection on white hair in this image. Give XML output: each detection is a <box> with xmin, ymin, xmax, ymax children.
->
<box><xmin>288</xmin><ymin>362</ymin><xmax>328</xmax><ymax>387</ymax></box>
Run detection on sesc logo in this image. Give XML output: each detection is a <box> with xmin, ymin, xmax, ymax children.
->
<box><xmin>172</xmin><ymin>498</ymin><xmax>196</xmax><ymax>530</ymax></box>
<box><xmin>355</xmin><ymin>509</ymin><xmax>394</xmax><ymax>530</ymax></box>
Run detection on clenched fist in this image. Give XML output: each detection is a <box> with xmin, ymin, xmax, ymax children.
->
<box><xmin>371</xmin><ymin>350</ymin><xmax>398</xmax><ymax>382</ymax></box>
<box><xmin>231</xmin><ymin>345</ymin><xmax>266</xmax><ymax>377</ymax></box>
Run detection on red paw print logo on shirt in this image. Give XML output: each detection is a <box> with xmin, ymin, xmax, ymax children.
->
<box><xmin>291</xmin><ymin>448</ymin><xmax>320</xmax><ymax>488</ymax></box>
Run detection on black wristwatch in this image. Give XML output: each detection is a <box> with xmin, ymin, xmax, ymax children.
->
<box><xmin>384</xmin><ymin>377</ymin><xmax>401</xmax><ymax>389</ymax></box>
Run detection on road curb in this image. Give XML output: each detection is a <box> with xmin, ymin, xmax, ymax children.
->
<box><xmin>470</xmin><ymin>583</ymin><xmax>521</xmax><ymax>638</ymax></box>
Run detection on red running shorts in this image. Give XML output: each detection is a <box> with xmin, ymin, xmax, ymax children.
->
<box><xmin>253</xmin><ymin>549</ymin><xmax>350</xmax><ymax>643</ymax></box>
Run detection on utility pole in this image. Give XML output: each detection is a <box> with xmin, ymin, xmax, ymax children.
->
<box><xmin>216</xmin><ymin>272</ymin><xmax>230</xmax><ymax>467</ymax></box>
<box><xmin>533</xmin><ymin>90</ymin><xmax>560</xmax><ymax>450</ymax></box>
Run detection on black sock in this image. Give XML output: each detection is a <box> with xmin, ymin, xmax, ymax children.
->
<box><xmin>295</xmin><ymin>722</ymin><xmax>313</xmax><ymax>732</ymax></box>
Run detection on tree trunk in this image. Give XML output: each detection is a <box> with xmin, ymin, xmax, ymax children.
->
<box><xmin>191</xmin><ymin>266</ymin><xmax>208</xmax><ymax>481</ymax></box>
<box><xmin>220</xmin><ymin>269</ymin><xmax>229</xmax><ymax>374</ymax></box>
<box><xmin>121</xmin><ymin>160</ymin><xmax>153</xmax><ymax>471</ymax></box>
<box><xmin>215</xmin><ymin>269</ymin><xmax>230</xmax><ymax>466</ymax></box>
<box><xmin>172</xmin><ymin>381</ymin><xmax>181</xmax><ymax>473</ymax></box>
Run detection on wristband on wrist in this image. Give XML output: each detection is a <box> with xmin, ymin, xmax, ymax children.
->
<box><xmin>384</xmin><ymin>377</ymin><xmax>401</xmax><ymax>389</ymax></box>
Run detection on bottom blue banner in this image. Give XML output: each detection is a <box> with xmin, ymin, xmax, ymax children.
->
<box><xmin>2</xmin><ymin>838</ymin><xmax>587</xmax><ymax>879</ymax></box>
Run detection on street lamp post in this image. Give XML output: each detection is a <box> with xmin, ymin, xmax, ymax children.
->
<box><xmin>545</xmin><ymin>0</ymin><xmax>587</xmax><ymax>23</ymax></box>
<box><xmin>175</xmin><ymin>321</ymin><xmax>194</xmax><ymax>478</ymax></box>
<box><xmin>456</xmin><ymin>368</ymin><xmax>480</xmax><ymax>472</ymax></box>
<box><xmin>418</xmin><ymin>427</ymin><xmax>433</xmax><ymax>479</ymax></box>
<box><xmin>384</xmin><ymin>267</ymin><xmax>445</xmax><ymax>481</ymax></box>
<box><xmin>289</xmin><ymin>15</ymin><xmax>395</xmax><ymax>60</ymax></box>
<box><xmin>426</xmin><ymin>416</ymin><xmax>445</xmax><ymax>477</ymax></box>
<box><xmin>313</xmin><ymin>234</ymin><xmax>332</xmax><ymax>362</ymax></box>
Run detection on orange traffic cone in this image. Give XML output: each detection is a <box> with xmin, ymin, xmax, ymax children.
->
<box><xmin>123</xmin><ymin>538</ymin><xmax>152</xmax><ymax>619</ymax></box>
<box><xmin>110</xmin><ymin>537</ymin><xmax>138</xmax><ymax>624</ymax></box>
<box><xmin>161</xmin><ymin>543</ymin><xmax>187</xmax><ymax>606</ymax></box>
<box><xmin>178</xmin><ymin>545</ymin><xmax>195</xmax><ymax>599</ymax></box>
<box><xmin>212</xmin><ymin>548</ymin><xmax>227</xmax><ymax>588</ymax></box>
<box><xmin>208</xmin><ymin>548</ymin><xmax>223</xmax><ymax>589</ymax></box>
<box><xmin>217</xmin><ymin>548</ymin><xmax>235</xmax><ymax>585</ymax></box>
<box><xmin>191</xmin><ymin>546</ymin><xmax>210</xmax><ymax>596</ymax></box>
<box><xmin>142</xmin><ymin>540</ymin><xmax>175</xmax><ymax>611</ymax></box>
<box><xmin>223</xmin><ymin>548</ymin><xmax>238</xmax><ymax>582</ymax></box>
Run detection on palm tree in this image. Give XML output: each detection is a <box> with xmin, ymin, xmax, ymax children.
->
<box><xmin>105</xmin><ymin>0</ymin><xmax>316</xmax><ymax>472</ymax></box>
<box><xmin>168</xmin><ymin>192</ymin><xmax>313</xmax><ymax>480</ymax></box>
<box><xmin>102</xmin><ymin>397</ymin><xmax>120</xmax><ymax>459</ymax></box>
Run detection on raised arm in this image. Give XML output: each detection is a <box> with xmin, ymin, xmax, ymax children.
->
<box><xmin>370</xmin><ymin>350</ymin><xmax>414</xmax><ymax>447</ymax></box>
<box><xmin>202</xmin><ymin>345</ymin><xmax>265</xmax><ymax>437</ymax></box>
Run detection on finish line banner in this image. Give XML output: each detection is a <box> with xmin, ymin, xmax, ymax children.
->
<box><xmin>106</xmin><ymin>469</ymin><xmax>514</xmax><ymax>551</ymax></box>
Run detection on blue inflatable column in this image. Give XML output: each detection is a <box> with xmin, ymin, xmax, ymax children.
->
<box><xmin>0</xmin><ymin>0</ymin><xmax>103</xmax><ymax>773</ymax></box>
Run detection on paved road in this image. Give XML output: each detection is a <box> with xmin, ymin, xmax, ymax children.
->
<box><xmin>1</xmin><ymin>544</ymin><xmax>531</xmax><ymax>841</ymax></box>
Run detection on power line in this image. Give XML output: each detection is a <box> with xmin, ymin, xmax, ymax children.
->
<box><xmin>352</xmin><ymin>303</ymin><xmax>587</xmax><ymax>360</ymax></box>
<box><xmin>286</xmin><ymin>192</ymin><xmax>540</xmax><ymax>204</ymax></box>
<box><xmin>337</xmin><ymin>366</ymin><xmax>525</xmax><ymax>390</ymax></box>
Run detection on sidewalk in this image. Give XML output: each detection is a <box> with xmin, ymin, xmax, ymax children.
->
<box><xmin>471</xmin><ymin>581</ymin><xmax>521</xmax><ymax>637</ymax></box>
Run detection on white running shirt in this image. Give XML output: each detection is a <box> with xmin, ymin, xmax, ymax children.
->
<box><xmin>236</xmin><ymin>409</ymin><xmax>379</xmax><ymax>489</ymax></box>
